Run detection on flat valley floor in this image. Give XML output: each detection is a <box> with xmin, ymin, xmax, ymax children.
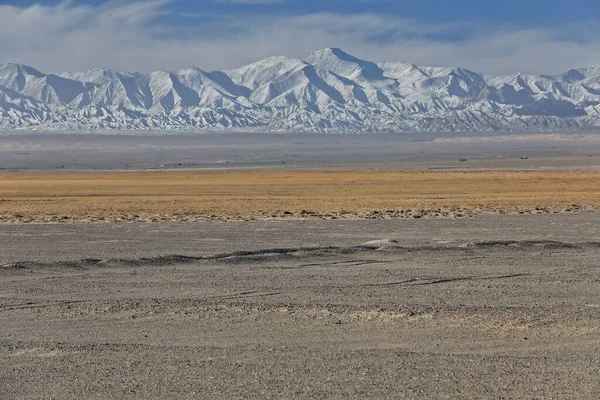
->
<box><xmin>2</xmin><ymin>169</ymin><xmax>600</xmax><ymax>223</ymax></box>
<box><xmin>1</xmin><ymin>133</ymin><xmax>600</xmax><ymax>398</ymax></box>
<box><xmin>1</xmin><ymin>215</ymin><xmax>600</xmax><ymax>399</ymax></box>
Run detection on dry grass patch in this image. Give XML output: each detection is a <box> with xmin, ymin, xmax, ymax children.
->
<box><xmin>1</xmin><ymin>170</ymin><xmax>600</xmax><ymax>222</ymax></box>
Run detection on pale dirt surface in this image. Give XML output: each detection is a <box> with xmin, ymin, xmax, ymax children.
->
<box><xmin>1</xmin><ymin>214</ymin><xmax>600</xmax><ymax>399</ymax></box>
<box><xmin>2</xmin><ymin>133</ymin><xmax>600</xmax><ymax>171</ymax></box>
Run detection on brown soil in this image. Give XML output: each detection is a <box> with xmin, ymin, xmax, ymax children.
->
<box><xmin>2</xmin><ymin>170</ymin><xmax>600</xmax><ymax>223</ymax></box>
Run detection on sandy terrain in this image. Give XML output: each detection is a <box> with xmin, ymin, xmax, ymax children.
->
<box><xmin>2</xmin><ymin>170</ymin><xmax>600</xmax><ymax>223</ymax></box>
<box><xmin>1</xmin><ymin>215</ymin><xmax>599</xmax><ymax>399</ymax></box>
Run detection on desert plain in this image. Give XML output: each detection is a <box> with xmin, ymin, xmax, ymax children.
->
<box><xmin>1</xmin><ymin>133</ymin><xmax>600</xmax><ymax>399</ymax></box>
<box><xmin>2</xmin><ymin>169</ymin><xmax>600</xmax><ymax>223</ymax></box>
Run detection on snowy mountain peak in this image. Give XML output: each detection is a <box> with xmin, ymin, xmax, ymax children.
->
<box><xmin>304</xmin><ymin>48</ymin><xmax>384</xmax><ymax>81</ymax></box>
<box><xmin>0</xmin><ymin>63</ymin><xmax>44</xmax><ymax>78</ymax></box>
<box><xmin>1</xmin><ymin>49</ymin><xmax>600</xmax><ymax>133</ymax></box>
<box><xmin>304</xmin><ymin>47</ymin><xmax>351</xmax><ymax>60</ymax></box>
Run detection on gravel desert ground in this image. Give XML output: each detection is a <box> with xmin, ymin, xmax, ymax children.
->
<box><xmin>1</xmin><ymin>134</ymin><xmax>600</xmax><ymax>398</ymax></box>
<box><xmin>1</xmin><ymin>215</ymin><xmax>600</xmax><ymax>399</ymax></box>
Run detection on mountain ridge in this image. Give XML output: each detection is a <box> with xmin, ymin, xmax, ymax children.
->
<box><xmin>1</xmin><ymin>48</ymin><xmax>600</xmax><ymax>132</ymax></box>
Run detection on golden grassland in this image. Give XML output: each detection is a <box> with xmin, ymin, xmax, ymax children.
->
<box><xmin>1</xmin><ymin>169</ymin><xmax>600</xmax><ymax>222</ymax></box>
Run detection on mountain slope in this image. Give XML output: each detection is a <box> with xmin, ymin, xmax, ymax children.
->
<box><xmin>1</xmin><ymin>49</ymin><xmax>600</xmax><ymax>132</ymax></box>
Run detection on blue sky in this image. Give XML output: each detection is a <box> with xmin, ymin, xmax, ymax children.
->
<box><xmin>5</xmin><ymin>0</ymin><xmax>598</xmax><ymax>25</ymax></box>
<box><xmin>1</xmin><ymin>0</ymin><xmax>599</xmax><ymax>74</ymax></box>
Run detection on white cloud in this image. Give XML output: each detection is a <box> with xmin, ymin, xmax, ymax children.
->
<box><xmin>0</xmin><ymin>1</ymin><xmax>599</xmax><ymax>75</ymax></box>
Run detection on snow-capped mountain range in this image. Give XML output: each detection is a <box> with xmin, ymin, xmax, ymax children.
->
<box><xmin>1</xmin><ymin>48</ymin><xmax>600</xmax><ymax>133</ymax></box>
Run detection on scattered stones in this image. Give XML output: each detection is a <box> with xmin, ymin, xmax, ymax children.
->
<box><xmin>2</xmin><ymin>204</ymin><xmax>600</xmax><ymax>224</ymax></box>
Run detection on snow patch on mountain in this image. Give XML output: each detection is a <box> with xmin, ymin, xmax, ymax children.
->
<box><xmin>1</xmin><ymin>49</ymin><xmax>600</xmax><ymax>133</ymax></box>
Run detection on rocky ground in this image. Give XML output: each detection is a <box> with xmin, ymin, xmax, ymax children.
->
<box><xmin>2</xmin><ymin>204</ymin><xmax>600</xmax><ymax>224</ymax></box>
<box><xmin>1</xmin><ymin>214</ymin><xmax>599</xmax><ymax>398</ymax></box>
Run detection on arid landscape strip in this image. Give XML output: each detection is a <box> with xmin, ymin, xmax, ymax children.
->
<box><xmin>2</xmin><ymin>170</ymin><xmax>600</xmax><ymax>222</ymax></box>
